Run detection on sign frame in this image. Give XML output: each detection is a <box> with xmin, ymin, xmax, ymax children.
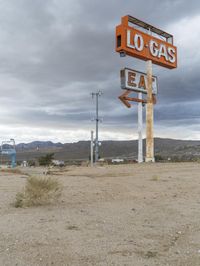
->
<box><xmin>120</xmin><ymin>68</ymin><xmax>158</xmax><ymax>95</ymax></box>
<box><xmin>116</xmin><ymin>15</ymin><xmax>177</xmax><ymax>69</ymax></box>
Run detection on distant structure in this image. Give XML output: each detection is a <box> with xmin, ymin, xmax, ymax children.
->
<box><xmin>1</xmin><ymin>139</ymin><xmax>16</xmax><ymax>168</ymax></box>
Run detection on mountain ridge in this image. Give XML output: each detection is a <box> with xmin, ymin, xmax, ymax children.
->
<box><xmin>13</xmin><ymin>138</ymin><xmax>200</xmax><ymax>161</ymax></box>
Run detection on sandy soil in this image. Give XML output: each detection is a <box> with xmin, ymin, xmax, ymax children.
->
<box><xmin>1</xmin><ymin>163</ymin><xmax>200</xmax><ymax>266</ymax></box>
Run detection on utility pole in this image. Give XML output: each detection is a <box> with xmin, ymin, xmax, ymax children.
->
<box><xmin>91</xmin><ymin>91</ymin><xmax>102</xmax><ymax>163</ymax></box>
<box><xmin>90</xmin><ymin>130</ymin><xmax>94</xmax><ymax>167</ymax></box>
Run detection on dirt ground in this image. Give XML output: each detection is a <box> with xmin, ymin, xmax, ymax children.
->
<box><xmin>1</xmin><ymin>163</ymin><xmax>200</xmax><ymax>266</ymax></box>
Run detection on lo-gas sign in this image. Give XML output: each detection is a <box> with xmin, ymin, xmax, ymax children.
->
<box><xmin>116</xmin><ymin>16</ymin><xmax>177</xmax><ymax>69</ymax></box>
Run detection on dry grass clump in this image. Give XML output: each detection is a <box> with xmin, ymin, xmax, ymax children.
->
<box><xmin>151</xmin><ymin>175</ymin><xmax>160</xmax><ymax>181</ymax></box>
<box><xmin>14</xmin><ymin>176</ymin><xmax>62</xmax><ymax>208</ymax></box>
<box><xmin>66</xmin><ymin>225</ymin><xmax>79</xmax><ymax>231</ymax></box>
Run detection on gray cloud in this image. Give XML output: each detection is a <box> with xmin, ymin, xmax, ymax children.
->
<box><xmin>0</xmin><ymin>0</ymin><xmax>199</xmax><ymax>142</ymax></box>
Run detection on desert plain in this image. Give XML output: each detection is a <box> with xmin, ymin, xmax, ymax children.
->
<box><xmin>1</xmin><ymin>162</ymin><xmax>200</xmax><ymax>266</ymax></box>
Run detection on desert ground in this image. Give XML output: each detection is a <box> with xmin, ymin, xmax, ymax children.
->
<box><xmin>1</xmin><ymin>163</ymin><xmax>200</xmax><ymax>266</ymax></box>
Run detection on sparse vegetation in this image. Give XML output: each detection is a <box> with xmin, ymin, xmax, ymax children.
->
<box><xmin>14</xmin><ymin>176</ymin><xmax>62</xmax><ymax>208</ymax></box>
<box><xmin>151</xmin><ymin>175</ymin><xmax>160</xmax><ymax>181</ymax></box>
<box><xmin>145</xmin><ymin>250</ymin><xmax>157</xmax><ymax>258</ymax></box>
<box><xmin>155</xmin><ymin>154</ymin><xmax>164</xmax><ymax>162</ymax></box>
<box><xmin>38</xmin><ymin>153</ymin><xmax>54</xmax><ymax>166</ymax></box>
<box><xmin>66</xmin><ymin>225</ymin><xmax>79</xmax><ymax>230</ymax></box>
<box><xmin>28</xmin><ymin>160</ymin><xmax>36</xmax><ymax>167</ymax></box>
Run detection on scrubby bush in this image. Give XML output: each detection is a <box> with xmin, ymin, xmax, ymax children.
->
<box><xmin>38</xmin><ymin>153</ymin><xmax>54</xmax><ymax>166</ymax></box>
<box><xmin>155</xmin><ymin>154</ymin><xmax>164</xmax><ymax>162</ymax></box>
<box><xmin>28</xmin><ymin>160</ymin><xmax>36</xmax><ymax>167</ymax></box>
<box><xmin>151</xmin><ymin>175</ymin><xmax>160</xmax><ymax>181</ymax></box>
<box><xmin>14</xmin><ymin>176</ymin><xmax>62</xmax><ymax>207</ymax></box>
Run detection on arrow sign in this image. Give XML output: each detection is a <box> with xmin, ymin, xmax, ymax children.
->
<box><xmin>118</xmin><ymin>90</ymin><xmax>132</xmax><ymax>108</ymax></box>
<box><xmin>118</xmin><ymin>89</ymin><xmax>156</xmax><ymax>108</ymax></box>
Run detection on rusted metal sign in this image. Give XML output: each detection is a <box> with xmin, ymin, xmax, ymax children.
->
<box><xmin>120</xmin><ymin>68</ymin><xmax>158</xmax><ymax>95</ymax></box>
<box><xmin>118</xmin><ymin>89</ymin><xmax>156</xmax><ymax>108</ymax></box>
<box><xmin>116</xmin><ymin>15</ymin><xmax>177</xmax><ymax>69</ymax></box>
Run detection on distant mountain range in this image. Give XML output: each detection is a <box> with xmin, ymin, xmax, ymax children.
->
<box><xmin>14</xmin><ymin>138</ymin><xmax>200</xmax><ymax>161</ymax></box>
<box><xmin>16</xmin><ymin>141</ymin><xmax>63</xmax><ymax>150</ymax></box>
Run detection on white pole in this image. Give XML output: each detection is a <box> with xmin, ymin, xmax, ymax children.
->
<box><xmin>90</xmin><ymin>130</ymin><xmax>94</xmax><ymax>167</ymax></box>
<box><xmin>138</xmin><ymin>92</ymin><xmax>143</xmax><ymax>163</ymax></box>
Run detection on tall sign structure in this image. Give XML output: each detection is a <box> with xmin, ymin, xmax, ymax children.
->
<box><xmin>116</xmin><ymin>15</ymin><xmax>177</xmax><ymax>162</ymax></box>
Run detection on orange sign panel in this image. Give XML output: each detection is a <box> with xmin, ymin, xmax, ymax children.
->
<box><xmin>116</xmin><ymin>16</ymin><xmax>177</xmax><ymax>69</ymax></box>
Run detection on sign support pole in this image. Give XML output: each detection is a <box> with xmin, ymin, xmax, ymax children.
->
<box><xmin>138</xmin><ymin>92</ymin><xmax>143</xmax><ymax>163</ymax></box>
<box><xmin>145</xmin><ymin>60</ymin><xmax>155</xmax><ymax>162</ymax></box>
<box><xmin>90</xmin><ymin>130</ymin><xmax>94</xmax><ymax>167</ymax></box>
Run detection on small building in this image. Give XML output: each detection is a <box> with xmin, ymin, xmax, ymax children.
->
<box><xmin>111</xmin><ymin>158</ymin><xmax>124</xmax><ymax>163</ymax></box>
<box><xmin>52</xmin><ymin>160</ymin><xmax>65</xmax><ymax>166</ymax></box>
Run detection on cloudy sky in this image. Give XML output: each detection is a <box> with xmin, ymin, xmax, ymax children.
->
<box><xmin>0</xmin><ymin>0</ymin><xmax>199</xmax><ymax>143</ymax></box>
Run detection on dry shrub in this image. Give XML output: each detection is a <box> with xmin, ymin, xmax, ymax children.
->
<box><xmin>145</xmin><ymin>250</ymin><xmax>157</xmax><ymax>258</ymax></box>
<box><xmin>151</xmin><ymin>175</ymin><xmax>160</xmax><ymax>181</ymax></box>
<box><xmin>14</xmin><ymin>176</ymin><xmax>62</xmax><ymax>208</ymax></box>
<box><xmin>66</xmin><ymin>225</ymin><xmax>79</xmax><ymax>231</ymax></box>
